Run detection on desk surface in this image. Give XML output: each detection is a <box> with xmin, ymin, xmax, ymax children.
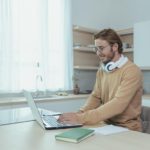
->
<box><xmin>0</xmin><ymin>121</ymin><xmax>150</xmax><ymax>150</ymax></box>
<box><xmin>0</xmin><ymin>107</ymin><xmax>34</xmax><ymax>125</ymax></box>
<box><xmin>0</xmin><ymin>107</ymin><xmax>60</xmax><ymax>125</ymax></box>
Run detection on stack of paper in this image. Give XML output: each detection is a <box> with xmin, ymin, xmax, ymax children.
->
<box><xmin>92</xmin><ymin>125</ymin><xmax>129</xmax><ymax>135</ymax></box>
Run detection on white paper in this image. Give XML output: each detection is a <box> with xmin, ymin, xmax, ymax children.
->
<box><xmin>92</xmin><ymin>125</ymin><xmax>129</xmax><ymax>135</ymax></box>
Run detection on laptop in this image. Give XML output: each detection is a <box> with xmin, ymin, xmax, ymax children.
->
<box><xmin>23</xmin><ymin>90</ymin><xmax>82</xmax><ymax>130</ymax></box>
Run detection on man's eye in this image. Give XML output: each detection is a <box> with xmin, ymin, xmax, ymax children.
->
<box><xmin>99</xmin><ymin>47</ymin><xmax>103</xmax><ymax>50</ymax></box>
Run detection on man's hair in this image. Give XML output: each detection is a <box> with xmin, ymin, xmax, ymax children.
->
<box><xmin>94</xmin><ymin>28</ymin><xmax>123</xmax><ymax>54</ymax></box>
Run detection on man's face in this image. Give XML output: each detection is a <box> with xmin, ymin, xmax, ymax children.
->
<box><xmin>95</xmin><ymin>39</ymin><xmax>115</xmax><ymax>64</ymax></box>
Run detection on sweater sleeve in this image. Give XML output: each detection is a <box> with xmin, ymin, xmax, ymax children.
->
<box><xmin>79</xmin><ymin>71</ymin><xmax>102</xmax><ymax>112</ymax></box>
<box><xmin>77</xmin><ymin>66</ymin><xmax>143</xmax><ymax>124</ymax></box>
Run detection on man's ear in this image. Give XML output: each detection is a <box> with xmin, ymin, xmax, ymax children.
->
<box><xmin>112</xmin><ymin>43</ymin><xmax>119</xmax><ymax>52</ymax></box>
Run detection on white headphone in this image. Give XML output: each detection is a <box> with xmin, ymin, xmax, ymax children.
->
<box><xmin>102</xmin><ymin>55</ymin><xmax>128</xmax><ymax>73</ymax></box>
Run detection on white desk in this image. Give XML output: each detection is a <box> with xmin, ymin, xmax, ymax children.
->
<box><xmin>0</xmin><ymin>107</ymin><xmax>34</xmax><ymax>125</ymax></box>
<box><xmin>0</xmin><ymin>121</ymin><xmax>150</xmax><ymax>150</ymax></box>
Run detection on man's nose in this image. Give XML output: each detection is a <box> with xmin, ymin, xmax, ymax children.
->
<box><xmin>96</xmin><ymin>50</ymin><xmax>102</xmax><ymax>56</ymax></box>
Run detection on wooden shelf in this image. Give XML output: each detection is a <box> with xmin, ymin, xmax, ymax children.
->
<box><xmin>74</xmin><ymin>46</ymin><xmax>133</xmax><ymax>54</ymax></box>
<box><xmin>73</xmin><ymin>25</ymin><xmax>99</xmax><ymax>34</ymax></box>
<box><xmin>123</xmin><ymin>48</ymin><xmax>133</xmax><ymax>53</ymax></box>
<box><xmin>140</xmin><ymin>67</ymin><xmax>150</xmax><ymax>70</ymax></box>
<box><xmin>74</xmin><ymin>66</ymin><xmax>99</xmax><ymax>70</ymax></box>
<box><xmin>73</xmin><ymin>46</ymin><xmax>95</xmax><ymax>53</ymax></box>
<box><xmin>73</xmin><ymin>25</ymin><xmax>133</xmax><ymax>35</ymax></box>
<box><xmin>117</xmin><ymin>28</ymin><xmax>133</xmax><ymax>35</ymax></box>
<box><xmin>142</xmin><ymin>94</ymin><xmax>150</xmax><ymax>99</ymax></box>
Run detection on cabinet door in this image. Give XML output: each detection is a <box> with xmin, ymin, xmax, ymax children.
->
<box><xmin>134</xmin><ymin>20</ymin><xmax>150</xmax><ymax>67</ymax></box>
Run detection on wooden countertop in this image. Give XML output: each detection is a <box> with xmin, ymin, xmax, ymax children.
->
<box><xmin>0</xmin><ymin>94</ymin><xmax>150</xmax><ymax>107</ymax></box>
<box><xmin>0</xmin><ymin>94</ymin><xmax>90</xmax><ymax>106</ymax></box>
<box><xmin>142</xmin><ymin>94</ymin><xmax>150</xmax><ymax>99</ymax></box>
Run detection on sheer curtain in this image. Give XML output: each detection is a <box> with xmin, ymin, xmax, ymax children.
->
<box><xmin>0</xmin><ymin>0</ymin><xmax>73</xmax><ymax>93</ymax></box>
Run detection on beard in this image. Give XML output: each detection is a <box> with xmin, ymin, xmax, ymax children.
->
<box><xmin>100</xmin><ymin>48</ymin><xmax>115</xmax><ymax>65</ymax></box>
<box><xmin>103</xmin><ymin>59</ymin><xmax>112</xmax><ymax>65</ymax></box>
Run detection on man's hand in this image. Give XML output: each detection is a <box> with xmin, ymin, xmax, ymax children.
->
<box><xmin>58</xmin><ymin>112</ymin><xmax>82</xmax><ymax>124</ymax></box>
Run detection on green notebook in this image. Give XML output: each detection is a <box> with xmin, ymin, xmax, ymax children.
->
<box><xmin>55</xmin><ymin>128</ymin><xmax>95</xmax><ymax>143</ymax></box>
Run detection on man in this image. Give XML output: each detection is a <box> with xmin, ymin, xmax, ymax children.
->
<box><xmin>58</xmin><ymin>29</ymin><xmax>143</xmax><ymax>131</ymax></box>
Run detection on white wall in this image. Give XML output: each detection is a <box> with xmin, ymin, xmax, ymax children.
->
<box><xmin>134</xmin><ymin>20</ymin><xmax>150</xmax><ymax>67</ymax></box>
<box><xmin>72</xmin><ymin>0</ymin><xmax>150</xmax><ymax>30</ymax></box>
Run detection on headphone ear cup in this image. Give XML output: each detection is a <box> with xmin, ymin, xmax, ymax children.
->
<box><xmin>102</xmin><ymin>55</ymin><xmax>128</xmax><ymax>73</ymax></box>
<box><xmin>104</xmin><ymin>62</ymin><xmax>115</xmax><ymax>72</ymax></box>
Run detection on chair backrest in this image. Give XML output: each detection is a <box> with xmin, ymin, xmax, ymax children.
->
<box><xmin>141</xmin><ymin>106</ymin><xmax>150</xmax><ymax>134</ymax></box>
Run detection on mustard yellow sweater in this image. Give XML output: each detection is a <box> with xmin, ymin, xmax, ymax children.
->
<box><xmin>78</xmin><ymin>60</ymin><xmax>143</xmax><ymax>131</ymax></box>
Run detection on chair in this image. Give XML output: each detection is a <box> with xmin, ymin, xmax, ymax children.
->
<box><xmin>141</xmin><ymin>106</ymin><xmax>150</xmax><ymax>134</ymax></box>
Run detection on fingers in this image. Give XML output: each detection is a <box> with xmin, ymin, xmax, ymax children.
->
<box><xmin>57</xmin><ymin>114</ymin><xmax>64</xmax><ymax>122</ymax></box>
<box><xmin>57</xmin><ymin>113</ymin><xmax>77</xmax><ymax>123</ymax></box>
<box><xmin>58</xmin><ymin>113</ymin><xmax>70</xmax><ymax>122</ymax></box>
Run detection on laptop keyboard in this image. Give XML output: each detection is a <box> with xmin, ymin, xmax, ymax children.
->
<box><xmin>43</xmin><ymin>115</ymin><xmax>65</xmax><ymax>127</ymax></box>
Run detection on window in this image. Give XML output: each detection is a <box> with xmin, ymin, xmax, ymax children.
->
<box><xmin>0</xmin><ymin>0</ymin><xmax>73</xmax><ymax>93</ymax></box>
